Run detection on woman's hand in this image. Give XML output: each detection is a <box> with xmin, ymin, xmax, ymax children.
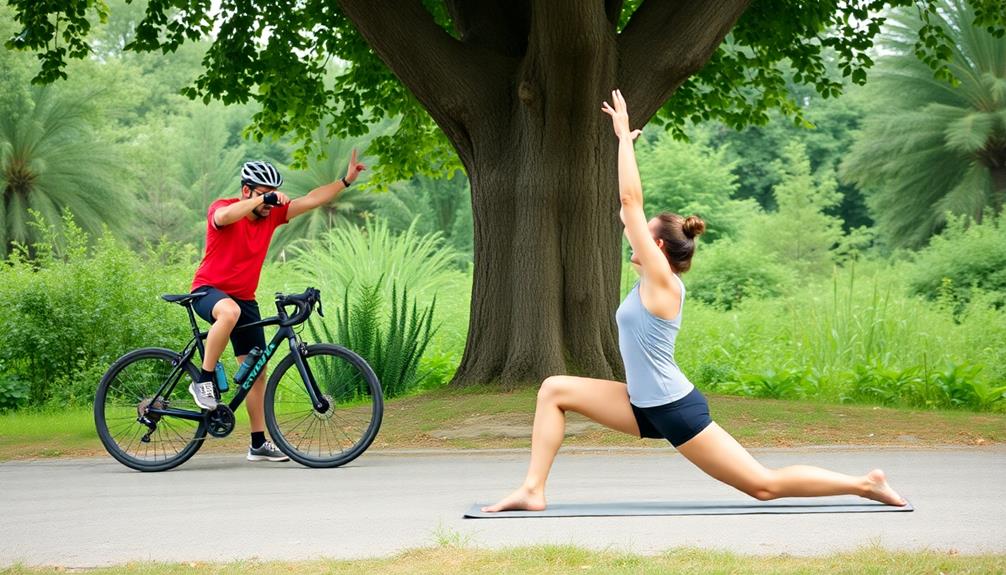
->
<box><xmin>601</xmin><ymin>89</ymin><xmax>642</xmax><ymax>140</ymax></box>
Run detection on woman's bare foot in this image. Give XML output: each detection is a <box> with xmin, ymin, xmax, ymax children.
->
<box><xmin>863</xmin><ymin>469</ymin><xmax>907</xmax><ymax>506</ymax></box>
<box><xmin>481</xmin><ymin>486</ymin><xmax>547</xmax><ymax>513</ymax></box>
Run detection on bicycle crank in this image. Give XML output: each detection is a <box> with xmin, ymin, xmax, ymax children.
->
<box><xmin>206</xmin><ymin>405</ymin><xmax>236</xmax><ymax>438</ymax></box>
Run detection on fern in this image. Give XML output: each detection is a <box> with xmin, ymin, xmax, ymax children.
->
<box><xmin>308</xmin><ymin>279</ymin><xmax>438</xmax><ymax>399</ymax></box>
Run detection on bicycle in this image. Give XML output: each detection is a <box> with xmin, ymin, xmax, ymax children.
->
<box><xmin>94</xmin><ymin>287</ymin><xmax>383</xmax><ymax>472</ymax></box>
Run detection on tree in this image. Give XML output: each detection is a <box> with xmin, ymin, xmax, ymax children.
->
<box><xmin>0</xmin><ymin>4</ymin><xmax>32</xmax><ymax>122</ymax></box>
<box><xmin>634</xmin><ymin>133</ymin><xmax>748</xmax><ymax>242</ymax></box>
<box><xmin>375</xmin><ymin>173</ymin><xmax>473</xmax><ymax>263</ymax></box>
<box><xmin>8</xmin><ymin>1</ymin><xmax>1005</xmax><ymax>387</ymax></box>
<box><xmin>706</xmin><ymin>78</ymin><xmax>871</xmax><ymax>230</ymax></box>
<box><xmin>748</xmin><ymin>142</ymin><xmax>844</xmax><ymax>276</ymax></box>
<box><xmin>842</xmin><ymin>0</ymin><xmax>1006</xmax><ymax>248</ymax></box>
<box><xmin>125</xmin><ymin>104</ymin><xmax>248</xmax><ymax>247</ymax></box>
<box><xmin>0</xmin><ymin>87</ymin><xmax>128</xmax><ymax>256</ymax></box>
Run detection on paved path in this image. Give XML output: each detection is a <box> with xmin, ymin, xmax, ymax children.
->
<box><xmin>2</xmin><ymin>446</ymin><xmax>1004</xmax><ymax>567</ymax></box>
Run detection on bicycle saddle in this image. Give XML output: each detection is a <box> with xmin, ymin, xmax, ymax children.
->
<box><xmin>161</xmin><ymin>292</ymin><xmax>207</xmax><ymax>305</ymax></box>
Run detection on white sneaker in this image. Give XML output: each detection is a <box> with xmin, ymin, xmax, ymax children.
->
<box><xmin>188</xmin><ymin>381</ymin><xmax>218</xmax><ymax>410</ymax></box>
<box><xmin>247</xmin><ymin>441</ymin><xmax>289</xmax><ymax>462</ymax></box>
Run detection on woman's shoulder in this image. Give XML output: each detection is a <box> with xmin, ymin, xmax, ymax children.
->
<box><xmin>638</xmin><ymin>274</ymin><xmax>683</xmax><ymax>321</ymax></box>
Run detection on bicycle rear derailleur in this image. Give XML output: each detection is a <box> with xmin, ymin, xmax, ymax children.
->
<box><xmin>206</xmin><ymin>404</ymin><xmax>235</xmax><ymax>438</ymax></box>
<box><xmin>137</xmin><ymin>397</ymin><xmax>166</xmax><ymax>443</ymax></box>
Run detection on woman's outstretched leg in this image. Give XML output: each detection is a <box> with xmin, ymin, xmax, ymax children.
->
<box><xmin>482</xmin><ymin>375</ymin><xmax>641</xmax><ymax>512</ymax></box>
<box><xmin>677</xmin><ymin>423</ymin><xmax>907</xmax><ymax>506</ymax></box>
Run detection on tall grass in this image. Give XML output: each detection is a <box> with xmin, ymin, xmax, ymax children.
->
<box><xmin>678</xmin><ymin>260</ymin><xmax>1006</xmax><ymax>410</ymax></box>
<box><xmin>286</xmin><ymin>217</ymin><xmax>462</xmax><ymax>305</ymax></box>
<box><xmin>285</xmin><ymin>218</ymin><xmax>467</xmax><ymax>389</ymax></box>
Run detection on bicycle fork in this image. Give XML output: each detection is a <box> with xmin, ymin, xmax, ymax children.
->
<box><xmin>290</xmin><ymin>339</ymin><xmax>330</xmax><ymax>413</ymax></box>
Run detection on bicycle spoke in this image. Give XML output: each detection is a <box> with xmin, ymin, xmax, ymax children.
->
<box><xmin>97</xmin><ymin>349</ymin><xmax>204</xmax><ymax>470</ymax></box>
<box><xmin>267</xmin><ymin>345</ymin><xmax>382</xmax><ymax>466</ymax></box>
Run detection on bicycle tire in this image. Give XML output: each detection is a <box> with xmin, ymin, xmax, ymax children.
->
<box><xmin>265</xmin><ymin>343</ymin><xmax>383</xmax><ymax>468</ymax></box>
<box><xmin>94</xmin><ymin>347</ymin><xmax>207</xmax><ymax>472</ymax></box>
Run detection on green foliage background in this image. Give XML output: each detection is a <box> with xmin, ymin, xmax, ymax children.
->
<box><xmin>0</xmin><ymin>1</ymin><xmax>1003</xmax><ymax>414</ymax></box>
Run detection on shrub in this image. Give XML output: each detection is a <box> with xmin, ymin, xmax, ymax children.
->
<box><xmin>685</xmin><ymin>238</ymin><xmax>793</xmax><ymax>309</ymax></box>
<box><xmin>287</xmin><ymin>217</ymin><xmax>465</xmax><ymax>388</ymax></box>
<box><xmin>287</xmin><ymin>217</ymin><xmax>462</xmax><ymax>307</ymax></box>
<box><xmin>0</xmin><ymin>361</ymin><xmax>28</xmax><ymax>412</ymax></box>
<box><xmin>679</xmin><ymin>261</ymin><xmax>1006</xmax><ymax>412</ymax></box>
<box><xmin>0</xmin><ymin>212</ymin><xmax>194</xmax><ymax>408</ymax></box>
<box><xmin>906</xmin><ymin>214</ymin><xmax>1006</xmax><ymax>309</ymax></box>
<box><xmin>844</xmin><ymin>362</ymin><xmax>923</xmax><ymax>406</ymax></box>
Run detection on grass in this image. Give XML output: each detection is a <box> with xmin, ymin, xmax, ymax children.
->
<box><xmin>676</xmin><ymin>262</ymin><xmax>1006</xmax><ymax>409</ymax></box>
<box><xmin>1</xmin><ymin>545</ymin><xmax>1003</xmax><ymax>574</ymax></box>
<box><xmin>1</xmin><ymin>386</ymin><xmax>1002</xmax><ymax>460</ymax></box>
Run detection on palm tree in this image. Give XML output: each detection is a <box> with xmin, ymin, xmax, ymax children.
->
<box><xmin>842</xmin><ymin>0</ymin><xmax>1006</xmax><ymax>248</ymax></box>
<box><xmin>0</xmin><ymin>87</ymin><xmax>128</xmax><ymax>256</ymax></box>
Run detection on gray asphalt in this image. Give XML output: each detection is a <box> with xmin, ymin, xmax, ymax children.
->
<box><xmin>2</xmin><ymin>446</ymin><xmax>1004</xmax><ymax>567</ymax></box>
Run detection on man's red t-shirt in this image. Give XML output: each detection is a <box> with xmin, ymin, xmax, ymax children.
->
<box><xmin>191</xmin><ymin>199</ymin><xmax>289</xmax><ymax>300</ymax></box>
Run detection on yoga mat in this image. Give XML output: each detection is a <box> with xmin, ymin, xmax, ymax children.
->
<box><xmin>465</xmin><ymin>498</ymin><xmax>913</xmax><ymax>518</ymax></box>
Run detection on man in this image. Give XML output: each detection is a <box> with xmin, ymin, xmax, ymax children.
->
<box><xmin>189</xmin><ymin>153</ymin><xmax>365</xmax><ymax>462</ymax></box>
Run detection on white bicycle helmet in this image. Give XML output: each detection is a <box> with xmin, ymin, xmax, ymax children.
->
<box><xmin>240</xmin><ymin>161</ymin><xmax>283</xmax><ymax>188</ymax></box>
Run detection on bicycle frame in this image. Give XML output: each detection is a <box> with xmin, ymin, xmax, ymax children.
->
<box><xmin>145</xmin><ymin>295</ymin><xmax>330</xmax><ymax>424</ymax></box>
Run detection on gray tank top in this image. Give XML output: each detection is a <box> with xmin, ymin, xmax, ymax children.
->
<box><xmin>615</xmin><ymin>276</ymin><xmax>694</xmax><ymax>407</ymax></box>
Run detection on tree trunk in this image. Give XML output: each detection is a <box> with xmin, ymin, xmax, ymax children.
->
<box><xmin>989</xmin><ymin>165</ymin><xmax>1006</xmax><ymax>217</ymax></box>
<box><xmin>450</xmin><ymin>6</ymin><xmax>624</xmax><ymax>387</ymax></box>
<box><xmin>338</xmin><ymin>0</ymin><xmax>751</xmax><ymax>388</ymax></box>
<box><xmin>457</xmin><ymin>56</ymin><xmax>625</xmax><ymax>387</ymax></box>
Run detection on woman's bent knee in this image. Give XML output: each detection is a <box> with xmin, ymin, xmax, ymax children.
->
<box><xmin>749</xmin><ymin>487</ymin><xmax>776</xmax><ymax>501</ymax></box>
<box><xmin>742</xmin><ymin>473</ymin><xmax>778</xmax><ymax>501</ymax></box>
<box><xmin>537</xmin><ymin>376</ymin><xmax>569</xmax><ymax>404</ymax></box>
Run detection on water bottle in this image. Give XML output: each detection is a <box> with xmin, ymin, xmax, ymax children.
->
<box><xmin>214</xmin><ymin>361</ymin><xmax>228</xmax><ymax>393</ymax></box>
<box><xmin>233</xmin><ymin>347</ymin><xmax>263</xmax><ymax>386</ymax></box>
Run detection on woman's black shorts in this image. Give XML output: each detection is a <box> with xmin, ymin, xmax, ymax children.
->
<box><xmin>191</xmin><ymin>285</ymin><xmax>266</xmax><ymax>357</ymax></box>
<box><xmin>631</xmin><ymin>387</ymin><xmax>713</xmax><ymax>447</ymax></box>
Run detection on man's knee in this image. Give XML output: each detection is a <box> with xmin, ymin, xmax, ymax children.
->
<box><xmin>212</xmin><ymin>299</ymin><xmax>241</xmax><ymax>325</ymax></box>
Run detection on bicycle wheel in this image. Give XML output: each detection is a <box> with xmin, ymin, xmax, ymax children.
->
<box><xmin>95</xmin><ymin>347</ymin><xmax>207</xmax><ymax>472</ymax></box>
<box><xmin>265</xmin><ymin>343</ymin><xmax>383</xmax><ymax>468</ymax></box>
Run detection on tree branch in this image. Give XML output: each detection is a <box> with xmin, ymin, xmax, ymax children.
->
<box><xmin>444</xmin><ymin>0</ymin><xmax>530</xmax><ymax>58</ymax></box>
<box><xmin>618</xmin><ymin>0</ymin><xmax>752</xmax><ymax>124</ymax></box>
<box><xmin>337</xmin><ymin>0</ymin><xmax>513</xmax><ymax>161</ymax></box>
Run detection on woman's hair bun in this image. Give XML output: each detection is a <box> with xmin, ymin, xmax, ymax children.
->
<box><xmin>682</xmin><ymin>215</ymin><xmax>706</xmax><ymax>239</ymax></box>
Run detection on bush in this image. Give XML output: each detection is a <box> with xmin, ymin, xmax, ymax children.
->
<box><xmin>287</xmin><ymin>217</ymin><xmax>463</xmax><ymax>306</ymax></box>
<box><xmin>0</xmin><ymin>212</ymin><xmax>194</xmax><ymax>408</ymax></box>
<box><xmin>0</xmin><ymin>361</ymin><xmax>28</xmax><ymax>412</ymax></box>
<box><xmin>679</xmin><ymin>261</ymin><xmax>1006</xmax><ymax>412</ymax></box>
<box><xmin>906</xmin><ymin>214</ymin><xmax>1006</xmax><ymax>309</ymax></box>
<box><xmin>685</xmin><ymin>238</ymin><xmax>793</xmax><ymax>309</ymax></box>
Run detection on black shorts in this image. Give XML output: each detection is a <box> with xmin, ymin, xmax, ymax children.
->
<box><xmin>631</xmin><ymin>387</ymin><xmax>713</xmax><ymax>447</ymax></box>
<box><xmin>191</xmin><ymin>286</ymin><xmax>266</xmax><ymax>357</ymax></box>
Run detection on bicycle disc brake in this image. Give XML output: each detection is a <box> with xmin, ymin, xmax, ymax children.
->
<box><xmin>206</xmin><ymin>404</ymin><xmax>235</xmax><ymax>438</ymax></box>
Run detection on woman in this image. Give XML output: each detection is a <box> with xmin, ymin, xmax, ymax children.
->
<box><xmin>482</xmin><ymin>89</ymin><xmax>906</xmax><ymax>513</ymax></box>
